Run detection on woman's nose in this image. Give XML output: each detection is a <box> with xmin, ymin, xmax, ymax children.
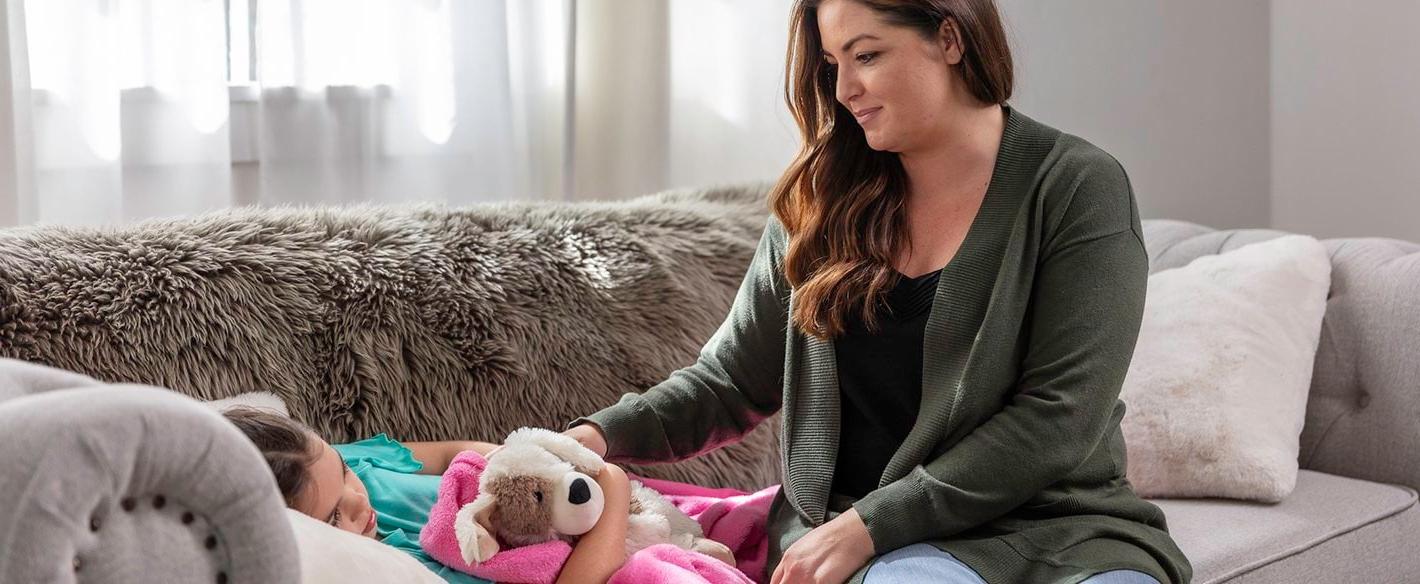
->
<box><xmin>835</xmin><ymin>68</ymin><xmax>861</xmax><ymax>107</ymax></box>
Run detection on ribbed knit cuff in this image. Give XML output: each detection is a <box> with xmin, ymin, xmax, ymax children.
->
<box><xmin>567</xmin><ymin>393</ymin><xmax>673</xmax><ymax>463</ymax></box>
<box><xmin>851</xmin><ymin>472</ymin><xmax>934</xmax><ymax>555</ymax></box>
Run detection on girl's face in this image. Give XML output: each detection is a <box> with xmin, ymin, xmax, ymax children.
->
<box><xmin>293</xmin><ymin>434</ymin><xmax>379</xmax><ymax>538</ymax></box>
<box><xmin>817</xmin><ymin>0</ymin><xmax>963</xmax><ymax>154</ymax></box>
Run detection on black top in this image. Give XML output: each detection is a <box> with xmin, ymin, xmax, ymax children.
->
<box><xmin>831</xmin><ymin>267</ymin><xmax>941</xmax><ymax>499</ymax></box>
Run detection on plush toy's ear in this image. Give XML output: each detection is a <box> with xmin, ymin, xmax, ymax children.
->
<box><xmin>504</xmin><ymin>427</ymin><xmax>606</xmax><ymax>475</ymax></box>
<box><xmin>455</xmin><ymin>495</ymin><xmax>500</xmax><ymax>565</ymax></box>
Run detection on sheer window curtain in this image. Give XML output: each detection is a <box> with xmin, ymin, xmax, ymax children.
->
<box><xmin>0</xmin><ymin>0</ymin><xmax>577</xmax><ymax>226</ymax></box>
<box><xmin>0</xmin><ymin>0</ymin><xmax>800</xmax><ymax>227</ymax></box>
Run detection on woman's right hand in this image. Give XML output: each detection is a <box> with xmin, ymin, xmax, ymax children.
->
<box><xmin>564</xmin><ymin>423</ymin><xmax>610</xmax><ymax>458</ymax></box>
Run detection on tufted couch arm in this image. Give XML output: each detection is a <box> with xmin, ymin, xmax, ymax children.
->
<box><xmin>0</xmin><ymin>367</ymin><xmax>299</xmax><ymax>584</ymax></box>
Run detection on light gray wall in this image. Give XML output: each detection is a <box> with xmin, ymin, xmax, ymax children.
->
<box><xmin>998</xmin><ymin>0</ymin><xmax>1273</xmax><ymax>230</ymax></box>
<box><xmin>1000</xmin><ymin>0</ymin><xmax>1420</xmax><ymax>240</ymax></box>
<box><xmin>1271</xmin><ymin>0</ymin><xmax>1420</xmax><ymax>241</ymax></box>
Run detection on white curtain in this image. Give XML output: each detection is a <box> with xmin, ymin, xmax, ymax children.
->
<box><xmin>0</xmin><ymin>0</ymin><xmax>577</xmax><ymax>225</ymax></box>
<box><xmin>0</xmin><ymin>0</ymin><xmax>801</xmax><ymax>227</ymax></box>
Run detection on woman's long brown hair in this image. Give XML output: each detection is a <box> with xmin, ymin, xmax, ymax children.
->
<box><xmin>770</xmin><ymin>0</ymin><xmax>1013</xmax><ymax>339</ymax></box>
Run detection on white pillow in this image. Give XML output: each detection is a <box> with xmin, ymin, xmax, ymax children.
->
<box><xmin>1120</xmin><ymin>234</ymin><xmax>1331</xmax><ymax>502</ymax></box>
<box><xmin>204</xmin><ymin>390</ymin><xmax>290</xmax><ymax>416</ymax></box>
<box><xmin>287</xmin><ymin>509</ymin><xmax>445</xmax><ymax>583</ymax></box>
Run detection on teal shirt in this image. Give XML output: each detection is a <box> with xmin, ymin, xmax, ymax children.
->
<box><xmin>332</xmin><ymin>435</ymin><xmax>492</xmax><ymax>584</ymax></box>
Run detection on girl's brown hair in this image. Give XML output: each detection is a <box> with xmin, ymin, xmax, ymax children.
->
<box><xmin>222</xmin><ymin>406</ymin><xmax>318</xmax><ymax>507</ymax></box>
<box><xmin>772</xmin><ymin>0</ymin><xmax>1012</xmax><ymax>339</ymax></box>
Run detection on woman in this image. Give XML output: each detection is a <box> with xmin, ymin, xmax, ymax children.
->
<box><xmin>565</xmin><ymin>1</ymin><xmax>1192</xmax><ymax>582</ymax></box>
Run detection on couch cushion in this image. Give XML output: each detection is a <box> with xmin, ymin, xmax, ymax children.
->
<box><xmin>1153</xmin><ymin>469</ymin><xmax>1417</xmax><ymax>583</ymax></box>
<box><xmin>1121</xmin><ymin>235</ymin><xmax>1330</xmax><ymax>503</ymax></box>
<box><xmin>1142</xmin><ymin>220</ymin><xmax>1420</xmax><ymax>495</ymax></box>
<box><xmin>1225</xmin><ymin>502</ymin><xmax>1420</xmax><ymax>583</ymax></box>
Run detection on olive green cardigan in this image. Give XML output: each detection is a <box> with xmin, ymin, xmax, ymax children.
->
<box><xmin>575</xmin><ymin>107</ymin><xmax>1193</xmax><ymax>584</ymax></box>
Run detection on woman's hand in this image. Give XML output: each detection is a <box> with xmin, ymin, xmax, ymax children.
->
<box><xmin>770</xmin><ymin>508</ymin><xmax>876</xmax><ymax>584</ymax></box>
<box><xmin>564</xmin><ymin>423</ymin><xmax>610</xmax><ymax>458</ymax></box>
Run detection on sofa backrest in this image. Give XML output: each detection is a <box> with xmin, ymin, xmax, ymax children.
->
<box><xmin>1142</xmin><ymin>220</ymin><xmax>1420</xmax><ymax>491</ymax></box>
<box><xmin>4</xmin><ymin>183</ymin><xmax>1414</xmax><ymax>494</ymax></box>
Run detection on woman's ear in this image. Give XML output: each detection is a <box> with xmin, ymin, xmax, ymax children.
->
<box><xmin>455</xmin><ymin>495</ymin><xmax>500</xmax><ymax>565</ymax></box>
<box><xmin>939</xmin><ymin>17</ymin><xmax>964</xmax><ymax>65</ymax></box>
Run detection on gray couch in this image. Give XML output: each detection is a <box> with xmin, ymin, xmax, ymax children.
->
<box><xmin>0</xmin><ymin>184</ymin><xmax>1416</xmax><ymax>583</ymax></box>
<box><xmin>1135</xmin><ymin>222</ymin><xmax>1420</xmax><ymax>583</ymax></box>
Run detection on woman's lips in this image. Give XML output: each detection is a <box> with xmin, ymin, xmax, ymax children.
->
<box><xmin>854</xmin><ymin>107</ymin><xmax>882</xmax><ymax>124</ymax></box>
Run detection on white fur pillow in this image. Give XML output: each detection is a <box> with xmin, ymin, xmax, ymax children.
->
<box><xmin>1120</xmin><ymin>234</ymin><xmax>1331</xmax><ymax>502</ymax></box>
<box><xmin>287</xmin><ymin>509</ymin><xmax>444</xmax><ymax>583</ymax></box>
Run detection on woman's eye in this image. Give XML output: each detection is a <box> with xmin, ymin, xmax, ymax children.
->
<box><xmin>856</xmin><ymin>52</ymin><xmax>878</xmax><ymax>64</ymax></box>
<box><xmin>328</xmin><ymin>509</ymin><xmax>342</xmax><ymax>526</ymax></box>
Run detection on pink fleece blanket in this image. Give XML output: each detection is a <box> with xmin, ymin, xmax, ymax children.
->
<box><xmin>419</xmin><ymin>451</ymin><xmax>777</xmax><ymax>584</ymax></box>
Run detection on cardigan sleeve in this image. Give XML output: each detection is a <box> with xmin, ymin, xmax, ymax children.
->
<box><xmin>853</xmin><ymin>157</ymin><xmax>1150</xmax><ymax>553</ymax></box>
<box><xmin>570</xmin><ymin>216</ymin><xmax>791</xmax><ymax>464</ymax></box>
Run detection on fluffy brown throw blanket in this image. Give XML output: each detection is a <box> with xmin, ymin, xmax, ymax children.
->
<box><xmin>0</xmin><ymin>183</ymin><xmax>780</xmax><ymax>490</ymax></box>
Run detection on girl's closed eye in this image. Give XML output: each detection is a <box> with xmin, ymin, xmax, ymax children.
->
<box><xmin>855</xmin><ymin>51</ymin><xmax>879</xmax><ymax>64</ymax></box>
<box><xmin>327</xmin><ymin>458</ymin><xmax>352</xmax><ymax>526</ymax></box>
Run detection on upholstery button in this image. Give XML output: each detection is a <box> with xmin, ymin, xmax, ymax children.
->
<box><xmin>121</xmin><ymin>498</ymin><xmax>136</xmax><ymax>512</ymax></box>
<box><xmin>205</xmin><ymin>535</ymin><xmax>218</xmax><ymax>550</ymax></box>
<box><xmin>153</xmin><ymin>495</ymin><xmax>167</xmax><ymax>509</ymax></box>
<box><xmin>182</xmin><ymin>512</ymin><xmax>195</xmax><ymax>525</ymax></box>
<box><xmin>217</xmin><ymin>572</ymin><xmax>228</xmax><ymax>584</ymax></box>
<box><xmin>89</xmin><ymin>516</ymin><xmax>101</xmax><ymax>532</ymax></box>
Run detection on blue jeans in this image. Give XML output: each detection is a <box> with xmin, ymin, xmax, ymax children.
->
<box><xmin>863</xmin><ymin>543</ymin><xmax>1161</xmax><ymax>584</ymax></box>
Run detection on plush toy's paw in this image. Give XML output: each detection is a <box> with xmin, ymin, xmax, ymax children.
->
<box><xmin>691</xmin><ymin>537</ymin><xmax>736</xmax><ymax>567</ymax></box>
<box><xmin>455</xmin><ymin>497</ymin><xmax>501</xmax><ymax>565</ymax></box>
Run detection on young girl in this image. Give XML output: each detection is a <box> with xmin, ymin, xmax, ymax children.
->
<box><xmin>223</xmin><ymin>406</ymin><xmax>633</xmax><ymax>584</ymax></box>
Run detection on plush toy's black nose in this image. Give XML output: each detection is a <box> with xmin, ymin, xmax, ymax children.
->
<box><xmin>568</xmin><ymin>477</ymin><xmax>591</xmax><ymax>505</ymax></box>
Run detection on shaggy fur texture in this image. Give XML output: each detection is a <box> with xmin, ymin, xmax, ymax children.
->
<box><xmin>0</xmin><ymin>183</ymin><xmax>780</xmax><ymax>490</ymax></box>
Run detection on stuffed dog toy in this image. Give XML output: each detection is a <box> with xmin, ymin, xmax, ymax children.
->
<box><xmin>454</xmin><ymin>427</ymin><xmax>734</xmax><ymax>567</ymax></box>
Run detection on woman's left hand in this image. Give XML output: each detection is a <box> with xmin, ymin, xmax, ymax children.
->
<box><xmin>770</xmin><ymin>507</ymin><xmax>876</xmax><ymax>584</ymax></box>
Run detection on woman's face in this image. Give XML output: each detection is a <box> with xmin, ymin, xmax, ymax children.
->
<box><xmin>817</xmin><ymin>0</ymin><xmax>962</xmax><ymax>153</ymax></box>
<box><xmin>293</xmin><ymin>434</ymin><xmax>379</xmax><ymax>538</ymax></box>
